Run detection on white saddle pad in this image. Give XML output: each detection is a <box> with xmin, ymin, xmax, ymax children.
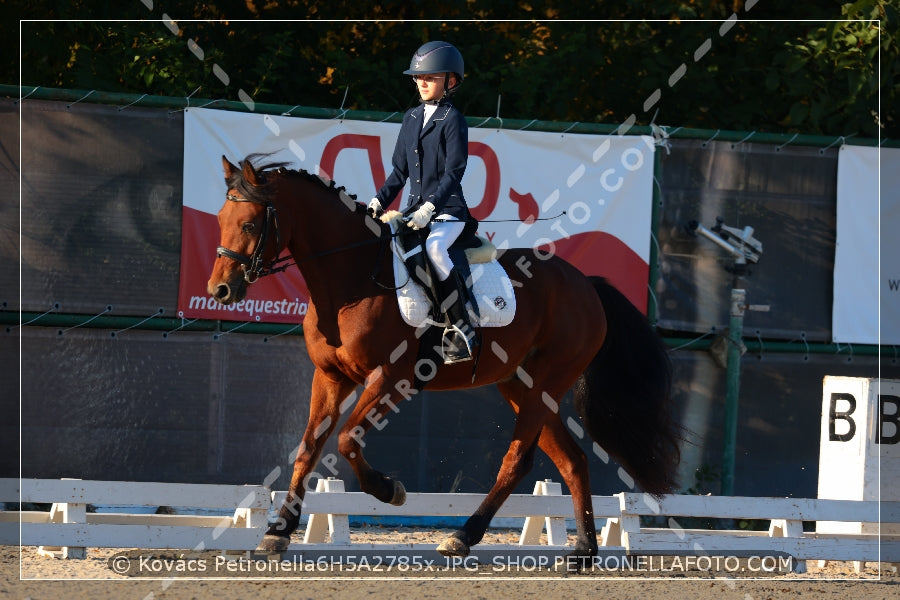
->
<box><xmin>390</xmin><ymin>233</ymin><xmax>517</xmax><ymax>329</ymax></box>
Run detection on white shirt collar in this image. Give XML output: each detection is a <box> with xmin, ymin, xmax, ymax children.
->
<box><xmin>422</xmin><ymin>103</ymin><xmax>439</xmax><ymax>126</ymax></box>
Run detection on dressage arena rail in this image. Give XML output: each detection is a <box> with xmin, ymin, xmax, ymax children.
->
<box><xmin>1</xmin><ymin>478</ymin><xmax>898</xmax><ymax>573</ymax></box>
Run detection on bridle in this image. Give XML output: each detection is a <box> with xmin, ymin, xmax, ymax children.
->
<box><xmin>216</xmin><ymin>192</ymin><xmax>295</xmax><ymax>283</ymax></box>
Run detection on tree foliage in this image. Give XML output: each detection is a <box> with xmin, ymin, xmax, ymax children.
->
<box><xmin>6</xmin><ymin>0</ymin><xmax>897</xmax><ymax>137</ymax></box>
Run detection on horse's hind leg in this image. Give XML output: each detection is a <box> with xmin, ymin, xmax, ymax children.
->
<box><xmin>335</xmin><ymin>377</ymin><xmax>409</xmax><ymax>506</ymax></box>
<box><xmin>257</xmin><ymin>369</ymin><xmax>357</xmax><ymax>553</ymax></box>
<box><xmin>537</xmin><ymin>417</ymin><xmax>598</xmax><ymax>562</ymax></box>
<box><xmin>436</xmin><ymin>378</ymin><xmax>550</xmax><ymax>557</ymax></box>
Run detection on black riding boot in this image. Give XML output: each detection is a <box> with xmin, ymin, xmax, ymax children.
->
<box><xmin>435</xmin><ymin>268</ymin><xmax>478</xmax><ymax>364</ymax></box>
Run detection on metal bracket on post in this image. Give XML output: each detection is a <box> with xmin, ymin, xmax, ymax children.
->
<box><xmin>686</xmin><ymin>218</ymin><xmax>762</xmax><ymax>265</ymax></box>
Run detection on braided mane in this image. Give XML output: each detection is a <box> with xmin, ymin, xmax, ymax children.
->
<box><xmin>229</xmin><ymin>153</ymin><xmax>362</xmax><ymax>213</ymax></box>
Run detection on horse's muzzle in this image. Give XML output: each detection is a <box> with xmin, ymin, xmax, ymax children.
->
<box><xmin>207</xmin><ymin>278</ymin><xmax>246</xmax><ymax>304</ymax></box>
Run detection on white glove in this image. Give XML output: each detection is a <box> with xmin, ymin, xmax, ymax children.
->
<box><xmin>367</xmin><ymin>198</ymin><xmax>383</xmax><ymax>218</ymax></box>
<box><xmin>407</xmin><ymin>201</ymin><xmax>436</xmax><ymax>230</ymax></box>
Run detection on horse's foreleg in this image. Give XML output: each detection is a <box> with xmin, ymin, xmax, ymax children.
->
<box><xmin>537</xmin><ymin>417</ymin><xmax>598</xmax><ymax>564</ymax></box>
<box><xmin>257</xmin><ymin>369</ymin><xmax>356</xmax><ymax>553</ymax></box>
<box><xmin>436</xmin><ymin>381</ymin><xmax>548</xmax><ymax>558</ymax></box>
<box><xmin>336</xmin><ymin>382</ymin><xmax>408</xmax><ymax>506</ymax></box>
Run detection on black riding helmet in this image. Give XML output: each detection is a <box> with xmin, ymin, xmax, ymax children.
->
<box><xmin>403</xmin><ymin>41</ymin><xmax>464</xmax><ymax>94</ymax></box>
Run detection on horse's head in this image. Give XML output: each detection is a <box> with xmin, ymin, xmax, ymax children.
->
<box><xmin>207</xmin><ymin>156</ymin><xmax>289</xmax><ymax>304</ymax></box>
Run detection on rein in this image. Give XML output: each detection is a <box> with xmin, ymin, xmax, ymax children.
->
<box><xmin>218</xmin><ymin>189</ymin><xmax>564</xmax><ymax>287</ymax></box>
<box><xmin>217</xmin><ymin>191</ymin><xmax>404</xmax><ymax>287</ymax></box>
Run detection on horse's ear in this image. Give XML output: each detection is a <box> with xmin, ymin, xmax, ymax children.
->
<box><xmin>242</xmin><ymin>159</ymin><xmax>261</xmax><ymax>186</ymax></box>
<box><xmin>222</xmin><ymin>156</ymin><xmax>239</xmax><ymax>180</ymax></box>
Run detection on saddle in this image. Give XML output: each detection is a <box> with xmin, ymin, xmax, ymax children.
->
<box><xmin>381</xmin><ymin>212</ymin><xmax>516</xmax><ymax>329</ymax></box>
<box><xmin>395</xmin><ymin>220</ymin><xmax>478</xmax><ymax>321</ymax></box>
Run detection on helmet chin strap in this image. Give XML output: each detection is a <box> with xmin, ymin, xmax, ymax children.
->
<box><xmin>444</xmin><ymin>74</ymin><xmax>462</xmax><ymax>95</ymax></box>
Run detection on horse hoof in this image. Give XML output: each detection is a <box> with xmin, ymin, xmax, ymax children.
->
<box><xmin>559</xmin><ymin>548</ymin><xmax>597</xmax><ymax>573</ymax></box>
<box><xmin>390</xmin><ymin>480</ymin><xmax>407</xmax><ymax>506</ymax></box>
<box><xmin>436</xmin><ymin>535</ymin><xmax>469</xmax><ymax>557</ymax></box>
<box><xmin>256</xmin><ymin>534</ymin><xmax>290</xmax><ymax>554</ymax></box>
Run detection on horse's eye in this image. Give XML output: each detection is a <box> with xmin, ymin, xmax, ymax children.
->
<box><xmin>242</xmin><ymin>222</ymin><xmax>255</xmax><ymax>233</ymax></box>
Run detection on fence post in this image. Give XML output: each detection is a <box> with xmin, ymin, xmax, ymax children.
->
<box><xmin>224</xmin><ymin>487</ymin><xmax>271</xmax><ymax>559</ymax></box>
<box><xmin>38</xmin><ymin>481</ymin><xmax>87</xmax><ymax>560</ymax></box>
<box><xmin>518</xmin><ymin>479</ymin><xmax>567</xmax><ymax>546</ymax></box>
<box><xmin>303</xmin><ymin>478</ymin><xmax>350</xmax><ymax>545</ymax></box>
<box><xmin>768</xmin><ymin>518</ymin><xmax>807</xmax><ymax>573</ymax></box>
<box><xmin>600</xmin><ymin>517</ymin><xmax>622</xmax><ymax>547</ymax></box>
<box><xmin>613</xmin><ymin>492</ymin><xmax>642</xmax><ymax>551</ymax></box>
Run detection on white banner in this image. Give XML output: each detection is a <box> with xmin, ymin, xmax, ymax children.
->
<box><xmin>833</xmin><ymin>145</ymin><xmax>900</xmax><ymax>345</ymax></box>
<box><xmin>179</xmin><ymin>108</ymin><xmax>655</xmax><ymax>323</ymax></box>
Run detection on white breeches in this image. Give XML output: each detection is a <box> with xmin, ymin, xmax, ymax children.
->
<box><xmin>425</xmin><ymin>215</ymin><xmax>465</xmax><ymax>281</ymax></box>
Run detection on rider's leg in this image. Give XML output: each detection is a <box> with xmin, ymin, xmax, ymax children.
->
<box><xmin>426</xmin><ymin>217</ymin><xmax>477</xmax><ymax>364</ymax></box>
<box><xmin>424</xmin><ymin>216</ymin><xmax>464</xmax><ymax>281</ymax></box>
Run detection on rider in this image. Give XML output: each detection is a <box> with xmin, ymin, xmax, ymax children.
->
<box><xmin>367</xmin><ymin>41</ymin><xmax>477</xmax><ymax>364</ymax></box>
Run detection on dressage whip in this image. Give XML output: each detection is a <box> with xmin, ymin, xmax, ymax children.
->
<box><xmin>430</xmin><ymin>210</ymin><xmax>567</xmax><ymax>223</ymax></box>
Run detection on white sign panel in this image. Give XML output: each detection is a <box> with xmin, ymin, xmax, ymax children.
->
<box><xmin>833</xmin><ymin>145</ymin><xmax>900</xmax><ymax>344</ymax></box>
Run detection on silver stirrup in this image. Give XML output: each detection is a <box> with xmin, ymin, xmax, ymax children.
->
<box><xmin>441</xmin><ymin>324</ymin><xmax>473</xmax><ymax>364</ymax></box>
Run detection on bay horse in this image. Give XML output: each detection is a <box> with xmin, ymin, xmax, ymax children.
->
<box><xmin>206</xmin><ymin>154</ymin><xmax>680</xmax><ymax>562</ymax></box>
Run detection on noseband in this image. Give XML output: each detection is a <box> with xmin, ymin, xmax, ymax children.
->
<box><xmin>216</xmin><ymin>192</ymin><xmax>294</xmax><ymax>283</ymax></box>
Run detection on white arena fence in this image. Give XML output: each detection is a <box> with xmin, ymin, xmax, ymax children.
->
<box><xmin>1</xmin><ymin>477</ymin><xmax>897</xmax><ymax>572</ymax></box>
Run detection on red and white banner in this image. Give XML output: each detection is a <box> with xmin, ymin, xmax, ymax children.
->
<box><xmin>179</xmin><ymin>107</ymin><xmax>656</xmax><ymax>323</ymax></box>
<box><xmin>833</xmin><ymin>145</ymin><xmax>900</xmax><ymax>345</ymax></box>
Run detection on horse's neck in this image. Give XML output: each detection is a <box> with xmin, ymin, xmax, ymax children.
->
<box><xmin>281</xmin><ymin>177</ymin><xmax>386</xmax><ymax>312</ymax></box>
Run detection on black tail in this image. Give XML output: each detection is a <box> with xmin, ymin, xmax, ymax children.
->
<box><xmin>574</xmin><ymin>277</ymin><xmax>681</xmax><ymax>495</ymax></box>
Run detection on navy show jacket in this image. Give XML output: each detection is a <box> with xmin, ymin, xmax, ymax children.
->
<box><xmin>376</xmin><ymin>99</ymin><xmax>474</xmax><ymax>222</ymax></box>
